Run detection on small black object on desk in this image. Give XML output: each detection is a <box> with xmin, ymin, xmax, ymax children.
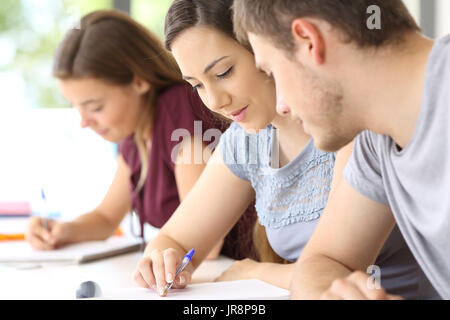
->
<box><xmin>76</xmin><ymin>281</ymin><xmax>102</xmax><ymax>299</ymax></box>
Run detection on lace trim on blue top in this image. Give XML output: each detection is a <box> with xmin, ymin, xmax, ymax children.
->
<box><xmin>219</xmin><ymin>122</ymin><xmax>336</xmax><ymax>229</ymax></box>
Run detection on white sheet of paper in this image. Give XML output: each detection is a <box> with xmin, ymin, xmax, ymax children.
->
<box><xmin>105</xmin><ymin>279</ymin><xmax>290</xmax><ymax>300</ymax></box>
<box><xmin>0</xmin><ymin>236</ymin><xmax>142</xmax><ymax>264</ymax></box>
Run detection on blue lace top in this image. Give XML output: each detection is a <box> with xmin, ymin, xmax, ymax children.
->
<box><xmin>219</xmin><ymin>122</ymin><xmax>336</xmax><ymax>261</ymax></box>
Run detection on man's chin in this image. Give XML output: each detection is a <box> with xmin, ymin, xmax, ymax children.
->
<box><xmin>313</xmin><ymin>134</ymin><xmax>352</xmax><ymax>153</ymax></box>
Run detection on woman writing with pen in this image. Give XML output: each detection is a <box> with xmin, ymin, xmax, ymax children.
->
<box><xmin>25</xmin><ymin>9</ymin><xmax>259</xmax><ymax>262</ymax></box>
<box><xmin>132</xmin><ymin>0</ymin><xmax>435</xmax><ymax>300</ymax></box>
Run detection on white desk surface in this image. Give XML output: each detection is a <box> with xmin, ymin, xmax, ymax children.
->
<box><xmin>0</xmin><ymin>250</ymin><xmax>234</xmax><ymax>300</ymax></box>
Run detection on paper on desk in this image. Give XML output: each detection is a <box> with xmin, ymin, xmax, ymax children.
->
<box><xmin>105</xmin><ymin>279</ymin><xmax>290</xmax><ymax>300</ymax></box>
<box><xmin>0</xmin><ymin>236</ymin><xmax>142</xmax><ymax>264</ymax></box>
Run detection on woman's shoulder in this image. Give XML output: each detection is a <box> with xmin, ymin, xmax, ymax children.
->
<box><xmin>118</xmin><ymin>134</ymin><xmax>139</xmax><ymax>169</ymax></box>
<box><xmin>119</xmin><ymin>134</ymin><xmax>136</xmax><ymax>156</ymax></box>
<box><xmin>156</xmin><ymin>83</ymin><xmax>228</xmax><ymax>132</ymax></box>
<box><xmin>153</xmin><ymin>83</ymin><xmax>198</xmax><ymax>130</ymax></box>
<box><xmin>156</xmin><ymin>83</ymin><xmax>192</xmax><ymax>109</ymax></box>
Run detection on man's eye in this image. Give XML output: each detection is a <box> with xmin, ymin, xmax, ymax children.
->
<box><xmin>258</xmin><ymin>68</ymin><xmax>273</xmax><ymax>79</ymax></box>
<box><xmin>264</xmin><ymin>70</ymin><xmax>273</xmax><ymax>79</ymax></box>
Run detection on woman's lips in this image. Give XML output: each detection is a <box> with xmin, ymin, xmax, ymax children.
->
<box><xmin>95</xmin><ymin>129</ymin><xmax>108</xmax><ymax>136</ymax></box>
<box><xmin>230</xmin><ymin>106</ymin><xmax>248</xmax><ymax>122</ymax></box>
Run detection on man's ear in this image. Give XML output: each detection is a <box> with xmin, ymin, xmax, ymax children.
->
<box><xmin>133</xmin><ymin>75</ymin><xmax>151</xmax><ymax>94</ymax></box>
<box><xmin>291</xmin><ymin>18</ymin><xmax>326</xmax><ymax>65</ymax></box>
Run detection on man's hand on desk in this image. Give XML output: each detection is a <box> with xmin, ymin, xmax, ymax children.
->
<box><xmin>320</xmin><ymin>270</ymin><xmax>404</xmax><ymax>300</ymax></box>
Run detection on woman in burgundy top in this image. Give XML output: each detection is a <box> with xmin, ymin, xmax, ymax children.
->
<box><xmin>25</xmin><ymin>10</ymin><xmax>258</xmax><ymax>261</ymax></box>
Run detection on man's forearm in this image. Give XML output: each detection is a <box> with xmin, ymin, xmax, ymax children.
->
<box><xmin>290</xmin><ymin>254</ymin><xmax>352</xmax><ymax>299</ymax></box>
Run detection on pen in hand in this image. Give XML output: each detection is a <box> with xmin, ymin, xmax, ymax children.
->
<box><xmin>40</xmin><ymin>188</ymin><xmax>48</xmax><ymax>232</ymax></box>
<box><xmin>161</xmin><ymin>248</ymin><xmax>195</xmax><ymax>296</ymax></box>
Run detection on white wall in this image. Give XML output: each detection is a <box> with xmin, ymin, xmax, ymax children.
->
<box><xmin>0</xmin><ymin>108</ymin><xmax>117</xmax><ymax>220</ymax></box>
<box><xmin>403</xmin><ymin>0</ymin><xmax>449</xmax><ymax>39</ymax></box>
<box><xmin>436</xmin><ymin>0</ymin><xmax>450</xmax><ymax>38</ymax></box>
<box><xmin>403</xmin><ymin>0</ymin><xmax>421</xmax><ymax>24</ymax></box>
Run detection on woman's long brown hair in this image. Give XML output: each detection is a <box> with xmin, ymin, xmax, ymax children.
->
<box><xmin>53</xmin><ymin>9</ymin><xmax>184</xmax><ymax>191</ymax></box>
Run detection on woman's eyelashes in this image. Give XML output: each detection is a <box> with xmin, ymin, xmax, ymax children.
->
<box><xmin>91</xmin><ymin>105</ymin><xmax>104</xmax><ymax>113</ymax></box>
<box><xmin>192</xmin><ymin>84</ymin><xmax>202</xmax><ymax>92</ymax></box>
<box><xmin>216</xmin><ymin>66</ymin><xmax>233</xmax><ymax>80</ymax></box>
<box><xmin>191</xmin><ymin>66</ymin><xmax>234</xmax><ymax>92</ymax></box>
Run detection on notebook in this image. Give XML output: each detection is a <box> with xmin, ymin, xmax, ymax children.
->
<box><xmin>0</xmin><ymin>236</ymin><xmax>142</xmax><ymax>264</ymax></box>
<box><xmin>105</xmin><ymin>279</ymin><xmax>290</xmax><ymax>300</ymax></box>
<box><xmin>0</xmin><ymin>202</ymin><xmax>31</xmax><ymax>217</ymax></box>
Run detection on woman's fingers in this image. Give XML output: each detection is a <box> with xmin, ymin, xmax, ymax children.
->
<box><xmin>134</xmin><ymin>255</ymin><xmax>157</xmax><ymax>290</ymax></box>
<box><xmin>150</xmin><ymin>249</ymin><xmax>168</xmax><ymax>295</ymax></box>
<box><xmin>132</xmin><ymin>248</ymin><xmax>193</xmax><ymax>296</ymax></box>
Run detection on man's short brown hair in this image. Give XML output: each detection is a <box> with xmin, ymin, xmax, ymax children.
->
<box><xmin>233</xmin><ymin>0</ymin><xmax>421</xmax><ymax>52</ymax></box>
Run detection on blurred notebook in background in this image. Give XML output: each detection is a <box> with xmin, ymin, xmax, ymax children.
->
<box><xmin>0</xmin><ymin>202</ymin><xmax>31</xmax><ymax>217</ymax></box>
<box><xmin>0</xmin><ymin>236</ymin><xmax>142</xmax><ymax>264</ymax></box>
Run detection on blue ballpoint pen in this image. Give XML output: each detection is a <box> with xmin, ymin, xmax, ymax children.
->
<box><xmin>40</xmin><ymin>188</ymin><xmax>48</xmax><ymax>231</ymax></box>
<box><xmin>162</xmin><ymin>248</ymin><xmax>195</xmax><ymax>295</ymax></box>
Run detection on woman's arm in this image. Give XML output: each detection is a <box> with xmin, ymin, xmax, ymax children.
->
<box><xmin>26</xmin><ymin>154</ymin><xmax>132</xmax><ymax>249</ymax></box>
<box><xmin>174</xmin><ymin>136</ymin><xmax>224</xmax><ymax>259</ymax></box>
<box><xmin>133</xmin><ymin>148</ymin><xmax>255</xmax><ymax>294</ymax></box>
<box><xmin>215</xmin><ymin>259</ymin><xmax>295</xmax><ymax>289</ymax></box>
<box><xmin>174</xmin><ymin>136</ymin><xmax>211</xmax><ymax>201</ymax></box>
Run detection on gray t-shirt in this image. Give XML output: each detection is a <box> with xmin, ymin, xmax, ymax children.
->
<box><xmin>221</xmin><ymin>121</ymin><xmax>437</xmax><ymax>299</ymax></box>
<box><xmin>343</xmin><ymin>34</ymin><xmax>450</xmax><ymax>299</ymax></box>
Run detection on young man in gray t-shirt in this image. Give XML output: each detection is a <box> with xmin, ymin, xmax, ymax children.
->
<box><xmin>233</xmin><ymin>0</ymin><xmax>448</xmax><ymax>299</ymax></box>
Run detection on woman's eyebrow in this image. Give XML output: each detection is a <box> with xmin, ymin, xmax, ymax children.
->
<box><xmin>182</xmin><ymin>55</ymin><xmax>230</xmax><ymax>81</ymax></box>
<box><xmin>80</xmin><ymin>98</ymin><xmax>102</xmax><ymax>106</ymax></box>
<box><xmin>203</xmin><ymin>55</ymin><xmax>230</xmax><ymax>74</ymax></box>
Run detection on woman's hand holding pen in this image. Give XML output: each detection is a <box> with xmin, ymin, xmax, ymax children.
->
<box><xmin>132</xmin><ymin>248</ymin><xmax>194</xmax><ymax>297</ymax></box>
<box><xmin>25</xmin><ymin>216</ymin><xmax>70</xmax><ymax>250</ymax></box>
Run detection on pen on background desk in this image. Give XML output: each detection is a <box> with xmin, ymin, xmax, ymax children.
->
<box><xmin>40</xmin><ymin>188</ymin><xmax>48</xmax><ymax>231</ymax></box>
<box><xmin>162</xmin><ymin>248</ymin><xmax>195</xmax><ymax>295</ymax></box>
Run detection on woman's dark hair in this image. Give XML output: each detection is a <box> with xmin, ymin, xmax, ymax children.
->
<box><xmin>165</xmin><ymin>0</ymin><xmax>236</xmax><ymax>51</ymax></box>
